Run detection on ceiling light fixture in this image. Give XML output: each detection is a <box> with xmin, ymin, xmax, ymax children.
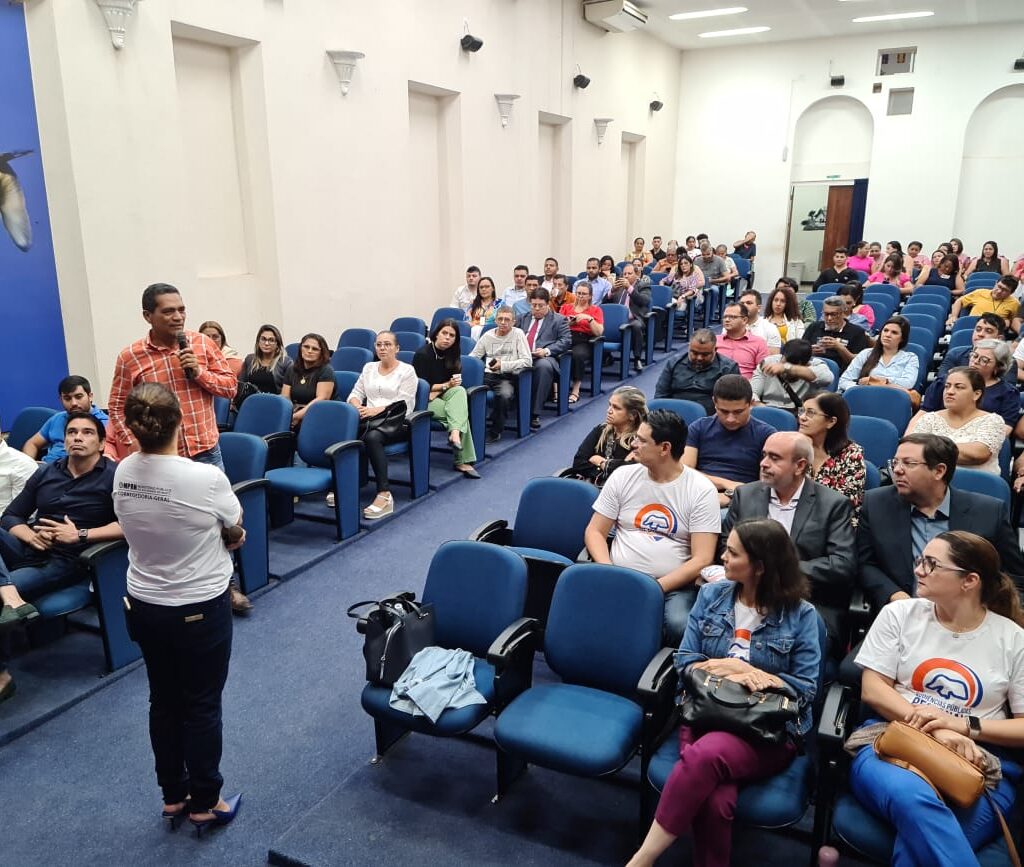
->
<box><xmin>669</xmin><ymin>6</ymin><xmax>747</xmax><ymax>21</ymax></box>
<box><xmin>698</xmin><ymin>26</ymin><xmax>770</xmax><ymax>38</ymax></box>
<box><xmin>852</xmin><ymin>11</ymin><xmax>934</xmax><ymax>23</ymax></box>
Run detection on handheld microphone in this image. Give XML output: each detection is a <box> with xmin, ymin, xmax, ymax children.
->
<box><xmin>176</xmin><ymin>330</ymin><xmax>195</xmax><ymax>379</ymax></box>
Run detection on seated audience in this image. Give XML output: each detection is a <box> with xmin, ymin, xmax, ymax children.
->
<box><xmin>649</xmin><ymin>236</ymin><xmax>667</xmax><ymax>262</ymax></box>
<box><xmin>884</xmin><ymin>240</ymin><xmax>916</xmax><ymax>277</ymax></box>
<box><xmin>717</xmin><ymin>303</ymin><xmax>769</xmax><ymax>379</ymax></box>
<box><xmin>0</xmin><ymin>428</ymin><xmax>37</xmax><ymax>512</ymax></box>
<box><xmin>629</xmin><ymin>258</ymin><xmax>653</xmax><ymax>289</ymax></box>
<box><xmin>915</xmin><ymin>253</ymin><xmax>965</xmax><ymax>295</ymax></box>
<box><xmin>867</xmin><ymin>254</ymin><xmax>913</xmax><ymax>296</ymax></box>
<box><xmin>599</xmin><ymin>255</ymin><xmax>618</xmax><ymax>283</ymax></box>
<box><xmin>626</xmin><ymin>237</ymin><xmax>653</xmax><ymax>267</ymax></box>
<box><xmin>721</xmin><ymin>431</ymin><xmax>855</xmax><ymax>643</ymax></box>
<box><xmin>738</xmin><ymin>289</ymin><xmax>781</xmax><ymax>351</ymax></box>
<box><xmin>732</xmin><ymin>230</ymin><xmax>757</xmax><ymax>276</ymax></box>
<box><xmin>922</xmin><ymin>340</ymin><xmax>1019</xmax><ymax>434</ymax></box>
<box><xmin>281</xmin><ymin>333</ymin><xmax>335</xmax><ymax>430</ymax></box>
<box><xmin>516</xmin><ymin>288</ymin><xmax>571</xmax><ymax>429</ymax></box>
<box><xmin>947</xmin><ymin>274</ymin><xmax>1020</xmax><ymax>330</ymax></box>
<box><xmin>838</xmin><ymin>316</ymin><xmax>919</xmax><ymax>398</ymax></box>
<box><xmin>964</xmin><ymin>240</ymin><xmax>1009</xmax><ymax>277</ymax></box>
<box><xmin>763</xmin><ymin>284</ymin><xmax>805</xmax><ymax>342</ymax></box>
<box><xmin>907</xmin><ymin>240</ymin><xmax>928</xmax><ymax>271</ymax></box>
<box><xmin>715</xmin><ymin>244</ymin><xmax>740</xmax><ymax>283</ymax></box>
<box><xmin>774</xmin><ymin>276</ymin><xmax>817</xmax><ymax>325</ymax></box>
<box><xmin>451</xmin><ymin>265</ymin><xmax>480</xmax><ymax>311</ymax></box>
<box><xmin>857</xmin><ymin>434</ymin><xmax>1024</xmax><ymax>611</ymax></box>
<box><xmin>751</xmin><ymin>339</ymin><xmax>832</xmax><ymax>410</ymax></box>
<box><xmin>540</xmin><ymin>257</ymin><xmax>559</xmax><ymax>291</ymax></box>
<box><xmin>850</xmin><ymin>531</ymin><xmax>1024</xmax><ymax>865</ymax></box>
<box><xmin>846</xmin><ymin>241</ymin><xmax>874</xmax><ymax>274</ymax></box>
<box><xmin>22</xmin><ymin>375</ymin><xmax>110</xmax><ymax>464</ymax></box>
<box><xmin>906</xmin><ymin>367</ymin><xmax>1006</xmax><ymax>475</ymax></box>
<box><xmin>797</xmin><ymin>391</ymin><xmax>867</xmax><ymax>517</ymax></box>
<box><xmin>548</xmin><ymin>273</ymin><xmax>574</xmax><ymax>312</ymax></box>
<box><xmin>867</xmin><ymin>241</ymin><xmax>884</xmax><ymax>274</ymax></box>
<box><xmin>412</xmin><ymin>319</ymin><xmax>478</xmax><ymax>478</ymax></box>
<box><xmin>949</xmin><ymin>237</ymin><xmax>970</xmax><ymax>272</ymax></box>
<box><xmin>813</xmin><ymin>247</ymin><xmax>859</xmax><ymax>289</ymax></box>
<box><xmin>559</xmin><ymin>281</ymin><xmax>603</xmax><ymax>404</ymax></box>
<box><xmin>655</xmin><ymin>329</ymin><xmax>739</xmax><ymax>415</ymax></box>
<box><xmin>583</xmin><ymin>257</ymin><xmax>612</xmax><ymax>305</ymax></box>
<box><xmin>628</xmin><ymin>520</ymin><xmax>819</xmax><ymax>867</ymax></box>
<box><xmin>804</xmin><ymin>295</ymin><xmax>871</xmax><ymax>372</ymax></box>
<box><xmin>515</xmin><ymin>275</ymin><xmax>541</xmax><ymax>319</ymax></box>
<box><xmin>569</xmin><ymin>386</ymin><xmax>646</xmax><ymax>487</ymax></box>
<box><xmin>466</xmin><ymin>276</ymin><xmax>504</xmax><ymax>339</ymax></box>
<box><xmin>501</xmin><ymin>265</ymin><xmax>529</xmax><ymax>310</ymax></box>
<box><xmin>469</xmin><ymin>308</ymin><xmax>531</xmax><ymax>444</ymax></box>
<box><xmin>694</xmin><ymin>242</ymin><xmax>731</xmax><ymax>295</ymax></box>
<box><xmin>347</xmin><ymin>331</ymin><xmax>418</xmax><ymax>520</ymax></box>
<box><xmin>198</xmin><ymin>321</ymin><xmax>243</xmax><ymax>378</ymax></box>
<box><xmin>585</xmin><ymin>409</ymin><xmax>720</xmax><ymax>645</ymax></box>
<box><xmin>838</xmin><ymin>282</ymin><xmax>875</xmax><ymax>330</ymax></box>
<box><xmin>660</xmin><ymin>254</ymin><xmax>704</xmax><ymax>316</ymax></box>
<box><xmin>238</xmin><ymin>324</ymin><xmax>293</xmax><ymax>396</ymax></box>
<box><xmin>939</xmin><ymin>313</ymin><xmax>1013</xmax><ymax>382</ymax></box>
<box><xmin>651</xmin><ymin>244</ymin><xmax>677</xmax><ymax>275</ymax></box>
<box><xmin>604</xmin><ymin>263</ymin><xmax>650</xmax><ymax>372</ymax></box>
<box><xmin>683</xmin><ymin>236</ymin><xmax>699</xmax><ymax>260</ymax></box>
<box><xmin>683</xmin><ymin>375</ymin><xmax>776</xmax><ymax>508</ymax></box>
<box><xmin>0</xmin><ymin>412</ymin><xmax>123</xmax><ymax>703</ymax></box>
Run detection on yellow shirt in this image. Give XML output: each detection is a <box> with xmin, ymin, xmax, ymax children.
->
<box><xmin>961</xmin><ymin>289</ymin><xmax>1019</xmax><ymax>322</ymax></box>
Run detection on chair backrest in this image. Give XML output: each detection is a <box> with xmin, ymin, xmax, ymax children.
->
<box><xmin>393</xmin><ymin>331</ymin><xmax>426</xmax><ymax>352</ymax></box>
<box><xmin>864</xmin><ymin>460</ymin><xmax>880</xmax><ymax>491</ymax></box>
<box><xmin>820</xmin><ymin>357</ymin><xmax>841</xmax><ymax>391</ymax></box>
<box><xmin>422</xmin><ymin>541</ymin><xmax>528</xmax><ymax>657</ymax></box>
<box><xmin>295</xmin><ymin>401</ymin><xmax>358</xmax><ymax>467</ymax></box>
<box><xmin>460</xmin><ymin>336</ymin><xmax>477</xmax><ymax>354</ymax></box>
<box><xmin>460</xmin><ymin>354</ymin><xmax>484</xmax><ymax>387</ymax></box>
<box><xmin>809</xmin><ymin>298</ymin><xmax>823</xmax><ymax>318</ymax></box>
<box><xmin>545</xmin><ymin>564</ymin><xmax>664</xmax><ymax>697</ymax></box>
<box><xmin>233</xmin><ymin>393</ymin><xmax>292</xmax><ymax>437</ymax></box>
<box><xmin>816</xmin><ymin>283</ymin><xmax>846</xmax><ymax>295</ymax></box>
<box><xmin>848</xmin><ymin>415</ymin><xmax>900</xmax><ymax>468</ymax></box>
<box><xmin>911</xmin><ymin>284</ymin><xmax>953</xmax><ymax>304</ymax></box>
<box><xmin>650</xmin><ymin>284</ymin><xmax>673</xmax><ymax>309</ymax></box>
<box><xmin>733</xmin><ymin>257</ymin><xmax>751</xmax><ymax>278</ymax></box>
<box><xmin>511</xmin><ymin>477</ymin><xmax>599</xmax><ymax>560</ymax></box>
<box><xmin>907</xmin><ymin>324</ymin><xmax>938</xmax><ymax>352</ymax></box>
<box><xmin>333</xmin><ymin>370</ymin><xmax>359</xmax><ymax>402</ymax></box>
<box><xmin>331</xmin><ymin>346</ymin><xmax>373</xmax><ymax>373</ymax></box>
<box><xmin>950</xmin><ymin>315</ymin><xmax>980</xmax><ymax>335</ymax></box>
<box><xmin>214</xmin><ymin>396</ymin><xmax>231</xmax><ymax>428</ymax></box>
<box><xmin>285</xmin><ymin>342</ymin><xmax>299</xmax><ymax>361</ymax></box>
<box><xmin>865</xmin><ymin>283</ymin><xmax>900</xmax><ymax>307</ymax></box>
<box><xmin>865</xmin><ymin>301</ymin><xmax>889</xmax><ymax>328</ymax></box>
<box><xmin>904</xmin><ymin>342</ymin><xmax>930</xmax><ymax>391</ymax></box>
<box><xmin>219</xmin><ymin>432</ymin><xmax>269</xmax><ymax>485</ymax></box>
<box><xmin>415</xmin><ymin>378</ymin><xmax>429</xmax><ymax>411</ymax></box>
<box><xmin>390</xmin><ymin>316</ymin><xmax>428</xmax><ymax>336</ymax></box>
<box><xmin>396</xmin><ymin>350</ymin><xmax>417</xmax><ymax>366</ymax></box>
<box><xmin>843</xmin><ymin>385</ymin><xmax>913</xmax><ymax>433</ymax></box>
<box><xmin>337</xmin><ymin>328</ymin><xmax>377</xmax><ymax>354</ymax></box>
<box><xmin>599</xmin><ymin>304</ymin><xmax>629</xmax><ymax>342</ymax></box>
<box><xmin>431</xmin><ymin>307</ymin><xmax>466</xmax><ymax>332</ymax></box>
<box><xmin>648</xmin><ymin>398</ymin><xmax>706</xmax><ymax>426</ymax></box>
<box><xmin>750</xmin><ymin>405</ymin><xmax>797</xmax><ymax>431</ymax></box>
<box><xmin>903</xmin><ymin>301</ymin><xmax>947</xmax><ymax>321</ymax></box>
<box><xmin>965</xmin><ymin>272</ymin><xmax>999</xmax><ymax>288</ymax></box>
<box><xmin>6</xmin><ymin>406</ymin><xmax>57</xmax><ymax>450</ymax></box>
<box><xmin>951</xmin><ymin>467</ymin><xmax>1010</xmax><ymax>508</ymax></box>
<box><xmin>806</xmin><ymin>290</ymin><xmax>835</xmax><ymax>302</ymax></box>
<box><xmin>852</xmin><ymin>269</ymin><xmax>869</xmax><ymax>283</ymax></box>
<box><xmin>947</xmin><ymin>329</ymin><xmax>973</xmax><ymax>352</ymax></box>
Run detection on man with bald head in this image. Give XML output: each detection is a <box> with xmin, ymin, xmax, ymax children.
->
<box><xmin>720</xmin><ymin>431</ymin><xmax>856</xmax><ymax>646</ymax></box>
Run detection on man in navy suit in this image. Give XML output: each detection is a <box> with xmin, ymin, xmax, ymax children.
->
<box><xmin>516</xmin><ymin>288</ymin><xmax>571</xmax><ymax>430</ymax></box>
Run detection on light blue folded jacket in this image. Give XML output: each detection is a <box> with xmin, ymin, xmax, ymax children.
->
<box><xmin>389</xmin><ymin>646</ymin><xmax>487</xmax><ymax>723</ymax></box>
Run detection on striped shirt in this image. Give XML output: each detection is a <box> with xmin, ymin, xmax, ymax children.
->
<box><xmin>108</xmin><ymin>330</ymin><xmax>237</xmax><ymax>458</ymax></box>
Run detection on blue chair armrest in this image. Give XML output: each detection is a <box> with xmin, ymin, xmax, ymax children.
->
<box><xmin>232</xmin><ymin>478</ymin><xmax>270</xmax><ymax>594</ymax></box>
<box><xmin>263</xmin><ymin>431</ymin><xmax>295</xmax><ymax>472</ymax></box>
<box><xmin>589</xmin><ymin>336</ymin><xmax>605</xmax><ymax>396</ymax></box>
<box><xmin>619</xmin><ymin>323</ymin><xmax>633</xmax><ymax>380</ymax></box>
<box><xmin>512</xmin><ymin>368</ymin><xmax>533</xmax><ymax>437</ymax></box>
<box><xmin>554</xmin><ymin>350</ymin><xmax>572</xmax><ymax>415</ymax></box>
<box><xmin>78</xmin><ymin>540</ymin><xmax>139</xmax><ymax>672</ymax></box>
<box><xmin>641</xmin><ymin>310</ymin><xmax>658</xmax><ymax>364</ymax></box>
<box><xmin>325</xmin><ymin>439</ymin><xmax>363</xmax><ymax>540</ymax></box>
<box><xmin>636</xmin><ymin>646</ymin><xmax>678</xmax><ymax>707</ymax></box>
<box><xmin>469</xmin><ymin>518</ymin><xmax>512</xmax><ymax>545</ymax></box>
<box><xmin>406</xmin><ymin>409</ymin><xmax>432</xmax><ymax>497</ymax></box>
<box><xmin>466</xmin><ymin>384</ymin><xmax>488</xmax><ymax>461</ymax></box>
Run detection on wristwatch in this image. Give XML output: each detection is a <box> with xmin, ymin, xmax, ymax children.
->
<box><xmin>783</xmin><ymin>362</ymin><xmax>792</xmax><ymax>373</ymax></box>
<box><xmin>78</xmin><ymin>528</ymin><xmax>88</xmax><ymax>542</ymax></box>
<box><xmin>967</xmin><ymin>715</ymin><xmax>981</xmax><ymax>740</ymax></box>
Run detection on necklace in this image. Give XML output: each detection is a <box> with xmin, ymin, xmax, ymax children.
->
<box><xmin>938</xmin><ymin>607</ymin><xmax>986</xmax><ymax>633</ymax></box>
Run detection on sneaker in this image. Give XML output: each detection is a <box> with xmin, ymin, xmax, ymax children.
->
<box><xmin>363</xmin><ymin>492</ymin><xmax>394</xmax><ymax>520</ymax></box>
<box><xmin>326</xmin><ymin>492</ymin><xmax>336</xmax><ymax>508</ymax></box>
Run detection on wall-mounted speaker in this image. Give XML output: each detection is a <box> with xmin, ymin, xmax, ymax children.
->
<box><xmin>830</xmin><ymin>75</ymin><xmax>845</xmax><ymax>88</ymax></box>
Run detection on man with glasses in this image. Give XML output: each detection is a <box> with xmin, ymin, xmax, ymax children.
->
<box><xmin>938</xmin><ymin>313</ymin><xmax>1012</xmax><ymax>382</ymax></box>
<box><xmin>654</xmin><ymin>329</ymin><xmax>738</xmax><ymax>415</ymax></box>
<box><xmin>716</xmin><ymin>303</ymin><xmax>769</xmax><ymax>378</ymax></box>
<box><xmin>803</xmin><ymin>295</ymin><xmax>869</xmax><ymax>372</ymax></box>
<box><xmin>516</xmin><ymin>288</ymin><xmax>570</xmax><ymax>430</ymax></box>
<box><xmin>470</xmin><ymin>308</ymin><xmax>532</xmax><ymax>443</ymax></box>
<box><xmin>682</xmin><ymin>375</ymin><xmax>776</xmax><ymax>508</ymax></box>
<box><xmin>946</xmin><ymin>275</ymin><xmax>1020</xmax><ymax>330</ymax></box>
<box><xmin>857</xmin><ymin>433</ymin><xmax>1024</xmax><ymax>612</ymax></box>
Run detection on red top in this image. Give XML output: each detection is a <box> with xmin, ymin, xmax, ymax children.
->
<box><xmin>559</xmin><ymin>303</ymin><xmax>604</xmax><ymax>335</ymax></box>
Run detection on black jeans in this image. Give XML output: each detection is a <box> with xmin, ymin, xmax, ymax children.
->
<box><xmin>569</xmin><ymin>332</ymin><xmax>591</xmax><ymax>382</ymax></box>
<box><xmin>360</xmin><ymin>425</ymin><xmax>406</xmax><ymax>494</ymax></box>
<box><xmin>129</xmin><ymin>588</ymin><xmax>233</xmax><ymax>811</ymax></box>
<box><xmin>484</xmin><ymin>372</ymin><xmax>516</xmax><ymax>433</ymax></box>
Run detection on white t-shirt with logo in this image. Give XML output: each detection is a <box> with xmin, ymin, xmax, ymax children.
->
<box><xmin>727</xmin><ymin>601</ymin><xmax>764</xmax><ymax>661</ymax></box>
<box><xmin>114</xmin><ymin>453</ymin><xmax>241</xmax><ymax>606</ymax></box>
<box><xmin>593</xmin><ymin>463</ymin><xmax>721</xmax><ymax>579</ymax></box>
<box><xmin>856</xmin><ymin>598</ymin><xmax>1024</xmax><ymax>720</ymax></box>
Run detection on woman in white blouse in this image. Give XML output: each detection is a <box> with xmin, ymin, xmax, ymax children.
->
<box><xmin>347</xmin><ymin>331</ymin><xmax>418</xmax><ymax>519</ymax></box>
<box><xmin>838</xmin><ymin>316</ymin><xmax>919</xmax><ymax>397</ymax></box>
<box><xmin>905</xmin><ymin>366</ymin><xmax>1006</xmax><ymax>475</ymax></box>
<box><xmin>763</xmin><ymin>284</ymin><xmax>805</xmax><ymax>343</ymax></box>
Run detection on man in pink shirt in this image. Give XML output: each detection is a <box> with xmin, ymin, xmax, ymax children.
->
<box><xmin>716</xmin><ymin>303</ymin><xmax>768</xmax><ymax>378</ymax></box>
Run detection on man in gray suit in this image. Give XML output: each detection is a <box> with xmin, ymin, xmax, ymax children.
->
<box><xmin>721</xmin><ymin>430</ymin><xmax>855</xmax><ymax>648</ymax></box>
<box><xmin>516</xmin><ymin>288</ymin><xmax>571</xmax><ymax>430</ymax></box>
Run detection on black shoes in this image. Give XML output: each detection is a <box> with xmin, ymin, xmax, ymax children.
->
<box><xmin>530</xmin><ymin>416</ymin><xmax>542</xmax><ymax>431</ymax></box>
<box><xmin>486</xmin><ymin>430</ymin><xmax>501</xmax><ymax>444</ymax></box>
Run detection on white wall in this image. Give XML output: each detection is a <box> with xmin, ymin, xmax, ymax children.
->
<box><xmin>672</xmin><ymin>24</ymin><xmax>1024</xmax><ymax>287</ymax></box>
<box><xmin>25</xmin><ymin>0</ymin><xmax>682</xmax><ymax>402</ymax></box>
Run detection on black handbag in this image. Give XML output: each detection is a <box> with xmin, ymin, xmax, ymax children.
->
<box><xmin>679</xmin><ymin>666</ymin><xmax>798</xmax><ymax>745</ymax></box>
<box><xmin>347</xmin><ymin>596</ymin><xmax>435</xmax><ymax>686</ymax></box>
<box><xmin>361</xmin><ymin>400</ymin><xmax>409</xmax><ymax>442</ymax></box>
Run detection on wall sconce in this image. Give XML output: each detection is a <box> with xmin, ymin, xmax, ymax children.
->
<box><xmin>326</xmin><ymin>50</ymin><xmax>365</xmax><ymax>96</ymax></box>
<box><xmin>594</xmin><ymin>117</ymin><xmax>614</xmax><ymax>145</ymax></box>
<box><xmin>494</xmin><ymin>94</ymin><xmax>520</xmax><ymax>128</ymax></box>
<box><xmin>573</xmin><ymin>65</ymin><xmax>591</xmax><ymax>89</ymax></box>
<box><xmin>94</xmin><ymin>0</ymin><xmax>141</xmax><ymax>51</ymax></box>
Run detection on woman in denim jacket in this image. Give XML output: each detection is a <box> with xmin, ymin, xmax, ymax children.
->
<box><xmin>629</xmin><ymin>519</ymin><xmax>821</xmax><ymax>867</ymax></box>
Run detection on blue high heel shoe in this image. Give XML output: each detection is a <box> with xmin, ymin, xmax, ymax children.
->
<box><xmin>190</xmin><ymin>793</ymin><xmax>242</xmax><ymax>838</ymax></box>
<box><xmin>161</xmin><ymin>799</ymin><xmax>190</xmax><ymax>831</ymax></box>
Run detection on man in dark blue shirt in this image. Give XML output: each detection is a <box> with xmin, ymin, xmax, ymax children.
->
<box><xmin>654</xmin><ymin>329</ymin><xmax>739</xmax><ymax>414</ymax></box>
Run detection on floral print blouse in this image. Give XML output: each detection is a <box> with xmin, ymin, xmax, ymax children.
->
<box><xmin>809</xmin><ymin>441</ymin><xmax>866</xmax><ymax>523</ymax></box>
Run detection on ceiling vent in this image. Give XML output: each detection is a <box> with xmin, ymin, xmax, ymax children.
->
<box><xmin>584</xmin><ymin>1</ymin><xmax>648</xmax><ymax>33</ymax></box>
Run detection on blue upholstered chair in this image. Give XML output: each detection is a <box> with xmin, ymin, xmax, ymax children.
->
<box><xmin>911</xmin><ymin>284</ymin><xmax>953</xmax><ymax>305</ymax></box>
<box><xmin>330</xmin><ymin>346</ymin><xmax>373</xmax><ymax>373</ymax></box>
<box><xmin>219</xmin><ymin>432</ymin><xmax>271</xmax><ymax>596</ymax></box>
<box><xmin>950</xmin><ymin>315</ymin><xmax>980</xmax><ymax>335</ymax></box>
<box><xmin>431</xmin><ymin>307</ymin><xmax>468</xmax><ymax>333</ymax></box>
<box><xmin>358</xmin><ymin>541</ymin><xmax>537</xmax><ymax>760</ymax></box>
<box><xmin>952</xmin><ymin>466</ymin><xmax>1011</xmax><ymax>507</ymax></box>
<box><xmin>843</xmin><ymin>385</ymin><xmax>913</xmax><ymax>433</ymax></box>
<box><xmin>864</xmin><ymin>460</ymin><xmax>880</xmax><ymax>490</ymax></box>
<box><xmin>471</xmin><ymin>477</ymin><xmax>598</xmax><ymax>625</ymax></box>
<box><xmin>965</xmin><ymin>272</ymin><xmax>999</xmax><ymax>290</ymax></box>
<box><xmin>333</xmin><ymin>371</ymin><xmax>359</xmax><ymax>402</ymax></box>
<box><xmin>751</xmin><ymin>405</ymin><xmax>798</xmax><ymax>431</ymax></box>
<box><xmin>648</xmin><ymin>398</ymin><xmax>706</xmax><ymax>426</ymax></box>
<box><xmin>374</xmin><ymin>379</ymin><xmax>432</xmax><ymax>499</ymax></box>
<box><xmin>493</xmin><ymin>564</ymin><xmax>674</xmax><ymax>808</ymax></box>
<box><xmin>426</xmin><ymin>354</ymin><xmax>488</xmax><ymax>465</ymax></box>
<box><xmin>650</xmin><ymin>284</ymin><xmax>677</xmax><ymax>353</ymax></box>
<box><xmin>848</xmin><ymin>415</ymin><xmax>900</xmax><ymax>469</ymax></box>
<box><xmin>597</xmin><ymin>304</ymin><xmax>634</xmax><ymax>383</ymax></box>
<box><xmin>285</xmin><ymin>342</ymin><xmax>299</xmax><ymax>361</ymax></box>
<box><xmin>213</xmin><ymin>396</ymin><xmax>231</xmax><ymax>431</ymax></box>
<box><xmin>390</xmin><ymin>316</ymin><xmax>428</xmax><ymax>336</ymax></box>
<box><xmin>265</xmin><ymin>401</ymin><xmax>362</xmax><ymax>541</ymax></box>
<box><xmin>393</xmin><ymin>331</ymin><xmax>426</xmax><ymax>352</ymax></box>
<box><xmin>337</xmin><ymin>328</ymin><xmax>377</xmax><ymax>355</ymax></box>
<box><xmin>904</xmin><ymin>342</ymin><xmax>931</xmax><ymax>391</ymax></box>
<box><xmin>484</xmin><ymin>367</ymin><xmax>534</xmax><ymax>439</ymax></box>
<box><xmin>6</xmin><ymin>406</ymin><xmax>56</xmax><ymax>451</ymax></box>
<box><xmin>820</xmin><ymin>357</ymin><xmax>841</xmax><ymax>392</ymax></box>
<box><xmin>232</xmin><ymin>392</ymin><xmax>294</xmax><ymax>471</ymax></box>
<box><xmin>864</xmin><ymin>283</ymin><xmax>900</xmax><ymax>309</ymax></box>
<box><xmin>947</xmin><ymin>329</ymin><xmax>973</xmax><ymax>353</ymax></box>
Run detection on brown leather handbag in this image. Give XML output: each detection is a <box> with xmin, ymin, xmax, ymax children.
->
<box><xmin>874</xmin><ymin>721</ymin><xmax>1020</xmax><ymax>866</ymax></box>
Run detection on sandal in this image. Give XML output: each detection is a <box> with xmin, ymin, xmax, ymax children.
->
<box><xmin>363</xmin><ymin>492</ymin><xmax>394</xmax><ymax>520</ymax></box>
<box><xmin>568</xmin><ymin>393</ymin><xmax>580</xmax><ymax>404</ymax></box>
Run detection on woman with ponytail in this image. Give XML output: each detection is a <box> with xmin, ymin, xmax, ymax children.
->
<box><xmin>850</xmin><ymin>530</ymin><xmax>1024</xmax><ymax>865</ymax></box>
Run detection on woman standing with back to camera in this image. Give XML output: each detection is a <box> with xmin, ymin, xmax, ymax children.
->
<box><xmin>113</xmin><ymin>383</ymin><xmax>245</xmax><ymax>836</ymax></box>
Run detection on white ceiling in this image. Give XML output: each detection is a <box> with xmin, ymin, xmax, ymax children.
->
<box><xmin>632</xmin><ymin>0</ymin><xmax>1024</xmax><ymax>50</ymax></box>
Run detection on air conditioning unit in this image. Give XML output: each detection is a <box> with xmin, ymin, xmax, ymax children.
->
<box><xmin>584</xmin><ymin>0</ymin><xmax>648</xmax><ymax>33</ymax></box>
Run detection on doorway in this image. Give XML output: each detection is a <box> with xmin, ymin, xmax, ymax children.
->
<box><xmin>785</xmin><ymin>181</ymin><xmax>855</xmax><ymax>286</ymax></box>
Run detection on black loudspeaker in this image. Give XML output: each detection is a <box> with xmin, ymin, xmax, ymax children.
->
<box><xmin>573</xmin><ymin>73</ymin><xmax>591</xmax><ymax>89</ymax></box>
<box><xmin>649</xmin><ymin>100</ymin><xmax>664</xmax><ymax>112</ymax></box>
<box><xmin>830</xmin><ymin>75</ymin><xmax>845</xmax><ymax>87</ymax></box>
<box><xmin>460</xmin><ymin>34</ymin><xmax>483</xmax><ymax>52</ymax></box>
<box><xmin>1014</xmin><ymin>58</ymin><xmax>1024</xmax><ymax>71</ymax></box>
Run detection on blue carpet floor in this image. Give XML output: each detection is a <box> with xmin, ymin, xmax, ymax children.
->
<box><xmin>0</xmin><ymin>344</ymin><xmax>862</xmax><ymax>865</ymax></box>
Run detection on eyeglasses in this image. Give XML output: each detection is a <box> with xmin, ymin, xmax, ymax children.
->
<box><xmin>887</xmin><ymin>458</ymin><xmax>929</xmax><ymax>471</ymax></box>
<box><xmin>796</xmin><ymin>407</ymin><xmax>827</xmax><ymax>419</ymax></box>
<box><xmin>969</xmin><ymin>353</ymin><xmax>995</xmax><ymax>365</ymax></box>
<box><xmin>913</xmin><ymin>555</ymin><xmax>969</xmax><ymax>576</ymax></box>
<box><xmin>258</xmin><ymin>336</ymin><xmax>278</xmax><ymax>344</ymax></box>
